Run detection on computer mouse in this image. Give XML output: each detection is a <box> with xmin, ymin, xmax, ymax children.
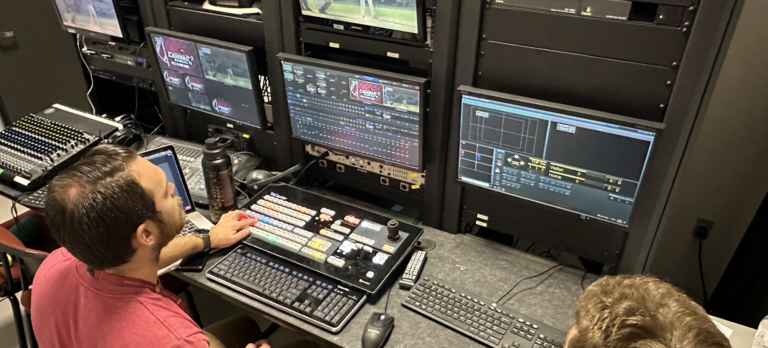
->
<box><xmin>362</xmin><ymin>312</ymin><xmax>394</xmax><ymax>348</ymax></box>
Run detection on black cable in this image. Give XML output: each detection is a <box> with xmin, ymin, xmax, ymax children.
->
<box><xmin>235</xmin><ymin>186</ymin><xmax>250</xmax><ymax>201</ymax></box>
<box><xmin>411</xmin><ymin>214</ymin><xmax>422</xmax><ymax>225</ymax></box>
<box><xmin>383</xmin><ymin>284</ymin><xmax>393</xmax><ymax>313</ymax></box>
<box><xmin>289</xmin><ymin>159</ymin><xmax>317</xmax><ymax>185</ymax></box>
<box><xmin>525</xmin><ymin>243</ymin><xmax>536</xmax><ymax>253</ymax></box>
<box><xmin>698</xmin><ymin>238</ymin><xmax>708</xmax><ymax>308</ymax></box>
<box><xmin>495</xmin><ymin>264</ymin><xmax>575</xmax><ymax>305</ymax></box>
<box><xmin>10</xmin><ymin>191</ymin><xmax>33</xmax><ymax>236</ymax></box>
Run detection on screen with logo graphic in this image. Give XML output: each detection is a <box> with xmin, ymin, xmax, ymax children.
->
<box><xmin>277</xmin><ymin>53</ymin><xmax>427</xmax><ymax>171</ymax></box>
<box><xmin>146</xmin><ymin>28</ymin><xmax>265</xmax><ymax>129</ymax></box>
<box><xmin>455</xmin><ymin>87</ymin><xmax>663</xmax><ymax>227</ymax></box>
<box><xmin>52</xmin><ymin>0</ymin><xmax>124</xmax><ymax>38</ymax></box>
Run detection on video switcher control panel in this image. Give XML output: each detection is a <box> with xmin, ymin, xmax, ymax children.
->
<box><xmin>235</xmin><ymin>184</ymin><xmax>424</xmax><ymax>294</ymax></box>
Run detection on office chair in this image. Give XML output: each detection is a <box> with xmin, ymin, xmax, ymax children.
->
<box><xmin>0</xmin><ymin>211</ymin><xmax>55</xmax><ymax>348</ymax></box>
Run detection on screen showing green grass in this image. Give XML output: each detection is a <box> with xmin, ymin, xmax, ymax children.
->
<box><xmin>54</xmin><ymin>0</ymin><xmax>123</xmax><ymax>38</ymax></box>
<box><xmin>299</xmin><ymin>0</ymin><xmax>419</xmax><ymax>34</ymax></box>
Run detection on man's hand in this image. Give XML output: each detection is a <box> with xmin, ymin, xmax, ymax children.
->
<box><xmin>245</xmin><ymin>339</ymin><xmax>271</xmax><ymax>348</ymax></box>
<box><xmin>209</xmin><ymin>210</ymin><xmax>256</xmax><ymax>249</ymax></box>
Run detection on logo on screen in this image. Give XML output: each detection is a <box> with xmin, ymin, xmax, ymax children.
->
<box><xmin>185</xmin><ymin>76</ymin><xmax>206</xmax><ymax>93</ymax></box>
<box><xmin>163</xmin><ymin>70</ymin><xmax>183</xmax><ymax>87</ymax></box>
<box><xmin>154</xmin><ymin>36</ymin><xmax>196</xmax><ymax>72</ymax></box>
<box><xmin>350</xmin><ymin>79</ymin><xmax>383</xmax><ymax>104</ymax></box>
<box><xmin>212</xmin><ymin>98</ymin><xmax>233</xmax><ymax>115</ymax></box>
<box><xmin>154</xmin><ymin>37</ymin><xmax>169</xmax><ymax>65</ymax></box>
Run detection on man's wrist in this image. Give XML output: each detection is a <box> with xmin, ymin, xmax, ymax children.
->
<box><xmin>194</xmin><ymin>229</ymin><xmax>211</xmax><ymax>252</ymax></box>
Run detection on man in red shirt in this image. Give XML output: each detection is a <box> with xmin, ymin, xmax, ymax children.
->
<box><xmin>32</xmin><ymin>145</ymin><xmax>317</xmax><ymax>348</ymax></box>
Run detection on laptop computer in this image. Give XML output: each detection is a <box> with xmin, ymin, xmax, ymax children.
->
<box><xmin>140</xmin><ymin>145</ymin><xmax>214</xmax><ymax>234</ymax></box>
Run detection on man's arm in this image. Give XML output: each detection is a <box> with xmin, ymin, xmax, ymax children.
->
<box><xmin>159</xmin><ymin>210</ymin><xmax>256</xmax><ymax>269</ymax></box>
<box><xmin>159</xmin><ymin>234</ymin><xmax>204</xmax><ymax>270</ymax></box>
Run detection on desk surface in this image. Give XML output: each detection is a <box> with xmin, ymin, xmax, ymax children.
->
<box><xmin>174</xmin><ymin>187</ymin><xmax>589</xmax><ymax>348</ymax></box>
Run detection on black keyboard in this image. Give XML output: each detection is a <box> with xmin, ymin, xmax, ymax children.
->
<box><xmin>206</xmin><ymin>245</ymin><xmax>367</xmax><ymax>332</ymax></box>
<box><xmin>19</xmin><ymin>186</ymin><xmax>47</xmax><ymax>209</ymax></box>
<box><xmin>402</xmin><ymin>275</ymin><xmax>566</xmax><ymax>348</ymax></box>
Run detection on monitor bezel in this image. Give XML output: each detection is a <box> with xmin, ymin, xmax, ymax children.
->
<box><xmin>453</xmin><ymin>86</ymin><xmax>665</xmax><ymax>227</ymax></box>
<box><xmin>145</xmin><ymin>27</ymin><xmax>268</xmax><ymax>130</ymax></box>
<box><xmin>299</xmin><ymin>0</ymin><xmax>427</xmax><ymax>43</ymax></box>
<box><xmin>50</xmin><ymin>0</ymin><xmax>128</xmax><ymax>41</ymax></box>
<box><xmin>278</xmin><ymin>53</ymin><xmax>428</xmax><ymax>172</ymax></box>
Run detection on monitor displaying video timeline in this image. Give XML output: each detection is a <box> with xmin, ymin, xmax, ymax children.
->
<box><xmin>146</xmin><ymin>28</ymin><xmax>265</xmax><ymax>129</ymax></box>
<box><xmin>52</xmin><ymin>0</ymin><xmax>123</xmax><ymax>38</ymax></box>
<box><xmin>278</xmin><ymin>54</ymin><xmax>426</xmax><ymax>170</ymax></box>
<box><xmin>456</xmin><ymin>87</ymin><xmax>662</xmax><ymax>226</ymax></box>
<box><xmin>299</xmin><ymin>0</ymin><xmax>422</xmax><ymax>35</ymax></box>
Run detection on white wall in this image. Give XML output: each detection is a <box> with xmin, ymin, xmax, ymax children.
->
<box><xmin>644</xmin><ymin>0</ymin><xmax>768</xmax><ymax>303</ymax></box>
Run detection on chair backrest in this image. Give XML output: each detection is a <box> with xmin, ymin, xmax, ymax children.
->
<box><xmin>0</xmin><ymin>226</ymin><xmax>49</xmax><ymax>291</ymax></box>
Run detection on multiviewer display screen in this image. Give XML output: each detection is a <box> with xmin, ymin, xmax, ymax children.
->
<box><xmin>53</xmin><ymin>0</ymin><xmax>123</xmax><ymax>38</ymax></box>
<box><xmin>457</xmin><ymin>94</ymin><xmax>657</xmax><ymax>226</ymax></box>
<box><xmin>281</xmin><ymin>59</ymin><xmax>423</xmax><ymax>170</ymax></box>
<box><xmin>299</xmin><ymin>0</ymin><xmax>419</xmax><ymax>34</ymax></box>
<box><xmin>150</xmin><ymin>34</ymin><xmax>262</xmax><ymax>128</ymax></box>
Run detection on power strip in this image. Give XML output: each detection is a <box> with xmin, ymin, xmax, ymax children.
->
<box><xmin>305</xmin><ymin>145</ymin><xmax>425</xmax><ymax>186</ymax></box>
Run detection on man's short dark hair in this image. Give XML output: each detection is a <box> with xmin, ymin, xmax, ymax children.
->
<box><xmin>46</xmin><ymin>145</ymin><xmax>160</xmax><ymax>270</ymax></box>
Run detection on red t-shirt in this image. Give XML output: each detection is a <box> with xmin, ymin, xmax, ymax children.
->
<box><xmin>31</xmin><ymin>248</ymin><xmax>209</xmax><ymax>348</ymax></box>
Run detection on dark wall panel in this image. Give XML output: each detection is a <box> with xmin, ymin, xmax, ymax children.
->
<box><xmin>483</xmin><ymin>6</ymin><xmax>690</xmax><ymax>67</ymax></box>
<box><xmin>476</xmin><ymin>42</ymin><xmax>676</xmax><ymax>121</ymax></box>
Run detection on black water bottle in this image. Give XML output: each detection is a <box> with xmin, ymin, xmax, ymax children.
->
<box><xmin>202</xmin><ymin>137</ymin><xmax>236</xmax><ymax>223</ymax></box>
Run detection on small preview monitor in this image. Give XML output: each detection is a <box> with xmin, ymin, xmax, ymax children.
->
<box><xmin>140</xmin><ymin>146</ymin><xmax>194</xmax><ymax>213</ymax></box>
<box><xmin>455</xmin><ymin>87</ymin><xmax>663</xmax><ymax>226</ymax></box>
<box><xmin>278</xmin><ymin>53</ymin><xmax>427</xmax><ymax>171</ymax></box>
<box><xmin>52</xmin><ymin>0</ymin><xmax>124</xmax><ymax>38</ymax></box>
<box><xmin>146</xmin><ymin>27</ymin><xmax>266</xmax><ymax>129</ymax></box>
<box><xmin>299</xmin><ymin>0</ymin><xmax>423</xmax><ymax>35</ymax></box>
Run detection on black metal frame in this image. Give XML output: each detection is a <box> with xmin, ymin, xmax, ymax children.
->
<box><xmin>144</xmin><ymin>27</ymin><xmax>269</xmax><ymax>130</ymax></box>
<box><xmin>270</xmin><ymin>0</ymin><xmax>460</xmax><ymax>228</ymax></box>
<box><xmin>442</xmin><ymin>0</ymin><xmax>739</xmax><ymax>273</ymax></box>
<box><xmin>0</xmin><ymin>244</ymin><xmax>47</xmax><ymax>348</ymax></box>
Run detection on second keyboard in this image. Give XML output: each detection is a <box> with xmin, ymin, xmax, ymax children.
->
<box><xmin>402</xmin><ymin>274</ymin><xmax>566</xmax><ymax>348</ymax></box>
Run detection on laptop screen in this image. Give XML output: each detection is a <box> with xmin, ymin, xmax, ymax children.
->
<box><xmin>141</xmin><ymin>146</ymin><xmax>194</xmax><ymax>212</ymax></box>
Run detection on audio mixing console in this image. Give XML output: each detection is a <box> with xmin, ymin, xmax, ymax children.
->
<box><xmin>0</xmin><ymin>105</ymin><xmax>119</xmax><ymax>191</ymax></box>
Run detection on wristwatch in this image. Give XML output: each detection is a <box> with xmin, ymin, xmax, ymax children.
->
<box><xmin>194</xmin><ymin>229</ymin><xmax>211</xmax><ymax>253</ymax></box>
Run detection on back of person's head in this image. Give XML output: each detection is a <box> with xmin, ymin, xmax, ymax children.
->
<box><xmin>46</xmin><ymin>145</ymin><xmax>160</xmax><ymax>270</ymax></box>
<box><xmin>566</xmin><ymin>275</ymin><xmax>730</xmax><ymax>348</ymax></box>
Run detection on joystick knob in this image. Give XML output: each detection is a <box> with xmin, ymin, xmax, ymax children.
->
<box><xmin>386</xmin><ymin>220</ymin><xmax>401</xmax><ymax>242</ymax></box>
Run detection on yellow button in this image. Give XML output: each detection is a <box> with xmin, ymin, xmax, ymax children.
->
<box><xmin>410</xmin><ymin>173</ymin><xmax>418</xmax><ymax>178</ymax></box>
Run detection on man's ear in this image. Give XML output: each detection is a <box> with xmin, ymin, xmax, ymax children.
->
<box><xmin>135</xmin><ymin>221</ymin><xmax>158</xmax><ymax>248</ymax></box>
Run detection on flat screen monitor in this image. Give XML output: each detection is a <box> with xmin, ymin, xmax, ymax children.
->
<box><xmin>145</xmin><ymin>27</ymin><xmax>266</xmax><ymax>129</ymax></box>
<box><xmin>299</xmin><ymin>0</ymin><xmax>424</xmax><ymax>36</ymax></box>
<box><xmin>52</xmin><ymin>0</ymin><xmax>124</xmax><ymax>38</ymax></box>
<box><xmin>455</xmin><ymin>86</ymin><xmax>663</xmax><ymax>227</ymax></box>
<box><xmin>278</xmin><ymin>53</ymin><xmax>427</xmax><ymax>171</ymax></box>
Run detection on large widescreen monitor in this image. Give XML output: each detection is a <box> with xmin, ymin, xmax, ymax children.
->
<box><xmin>52</xmin><ymin>0</ymin><xmax>124</xmax><ymax>38</ymax></box>
<box><xmin>299</xmin><ymin>0</ymin><xmax>424</xmax><ymax>37</ymax></box>
<box><xmin>277</xmin><ymin>53</ymin><xmax>427</xmax><ymax>171</ymax></box>
<box><xmin>146</xmin><ymin>27</ymin><xmax>266</xmax><ymax>129</ymax></box>
<box><xmin>455</xmin><ymin>86</ymin><xmax>663</xmax><ymax>226</ymax></box>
